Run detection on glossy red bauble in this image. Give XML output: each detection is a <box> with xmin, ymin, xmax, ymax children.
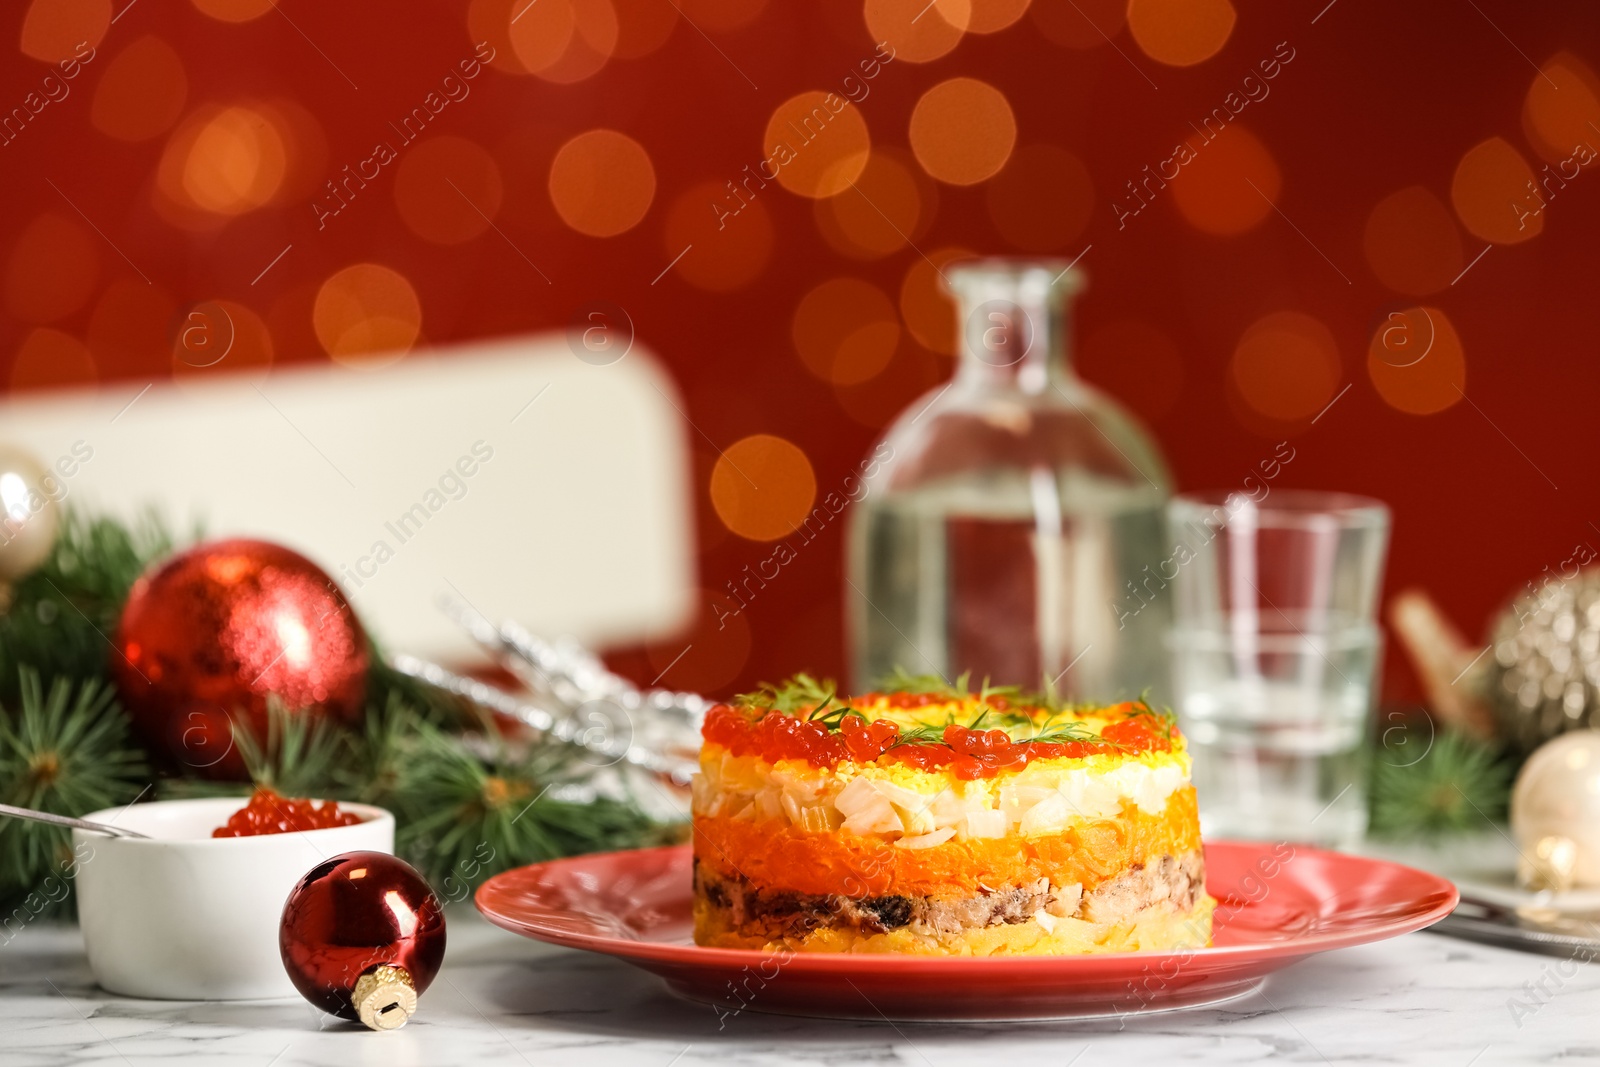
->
<box><xmin>112</xmin><ymin>538</ymin><xmax>368</xmax><ymax>778</ymax></box>
<box><xmin>280</xmin><ymin>851</ymin><xmax>446</xmax><ymax>1028</ymax></box>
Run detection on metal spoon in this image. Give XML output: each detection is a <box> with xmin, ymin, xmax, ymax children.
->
<box><xmin>0</xmin><ymin>803</ymin><xmax>151</xmax><ymax>839</ymax></box>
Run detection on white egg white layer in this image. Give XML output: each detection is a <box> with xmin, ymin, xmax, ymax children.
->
<box><xmin>691</xmin><ymin>746</ymin><xmax>1191</xmax><ymax>847</ymax></box>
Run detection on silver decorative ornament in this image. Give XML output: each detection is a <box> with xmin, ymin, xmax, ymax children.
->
<box><xmin>1486</xmin><ymin>568</ymin><xmax>1600</xmax><ymax>753</ymax></box>
<box><xmin>0</xmin><ymin>443</ymin><xmax>62</xmax><ymax>584</ymax></box>
<box><xmin>384</xmin><ymin>597</ymin><xmax>708</xmax><ymax>796</ymax></box>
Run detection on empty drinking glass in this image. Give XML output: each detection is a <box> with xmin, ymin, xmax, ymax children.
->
<box><xmin>1166</xmin><ymin>491</ymin><xmax>1389</xmax><ymax>847</ymax></box>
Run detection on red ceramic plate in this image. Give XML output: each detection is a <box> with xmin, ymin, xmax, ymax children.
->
<box><xmin>475</xmin><ymin>841</ymin><xmax>1457</xmax><ymax>1021</ymax></box>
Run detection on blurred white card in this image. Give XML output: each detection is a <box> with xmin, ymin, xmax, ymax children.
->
<box><xmin>0</xmin><ymin>333</ymin><xmax>696</xmax><ymax>662</ymax></box>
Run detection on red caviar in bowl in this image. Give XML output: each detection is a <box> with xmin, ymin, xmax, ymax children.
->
<box><xmin>212</xmin><ymin>786</ymin><xmax>363</xmax><ymax>837</ymax></box>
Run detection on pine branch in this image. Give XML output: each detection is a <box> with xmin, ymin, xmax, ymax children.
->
<box><xmin>160</xmin><ymin>701</ymin><xmax>351</xmax><ymax>802</ymax></box>
<box><xmin>340</xmin><ymin>691</ymin><xmax>422</xmax><ymax>807</ymax></box>
<box><xmin>385</xmin><ymin>716</ymin><xmax>663</xmax><ymax>894</ymax></box>
<box><xmin>0</xmin><ymin>671</ymin><xmax>149</xmax><ymax>918</ymax></box>
<box><xmin>1369</xmin><ymin>730</ymin><xmax>1514</xmax><ymax>838</ymax></box>
<box><xmin>0</xmin><ymin>509</ymin><xmax>179</xmax><ymax>701</ymax></box>
<box><xmin>364</xmin><ymin>649</ymin><xmax>481</xmax><ymax>730</ymax></box>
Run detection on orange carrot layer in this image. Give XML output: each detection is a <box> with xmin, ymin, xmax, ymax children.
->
<box><xmin>693</xmin><ymin>786</ymin><xmax>1201</xmax><ymax>899</ymax></box>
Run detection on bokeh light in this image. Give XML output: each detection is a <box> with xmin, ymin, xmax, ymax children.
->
<box><xmin>549</xmin><ymin>129</ymin><xmax>656</xmax><ymax>236</ymax></box>
<box><xmin>709</xmin><ymin>434</ymin><xmax>818</xmax><ymax>541</ymax></box>
<box><xmin>986</xmin><ymin>144</ymin><xmax>1094</xmax><ymax>250</ymax></box>
<box><xmin>1078</xmin><ymin>320</ymin><xmax>1184</xmax><ymax>424</ymax></box>
<box><xmin>763</xmin><ymin>91</ymin><xmax>871</xmax><ymax>199</ymax></box>
<box><xmin>539</xmin><ymin>0</ymin><xmax>618</xmax><ymax>84</ymax></box>
<box><xmin>1231</xmin><ymin>311</ymin><xmax>1341</xmax><ymax>422</ymax></box>
<box><xmin>92</xmin><ymin>36</ymin><xmax>188</xmax><ymax>142</ymax></box>
<box><xmin>967</xmin><ymin>0</ymin><xmax>1031</xmax><ymax>34</ymax></box>
<box><xmin>1451</xmin><ymin>136</ymin><xmax>1542</xmax><ymax>244</ymax></box>
<box><xmin>1127</xmin><ymin>0</ymin><xmax>1235</xmax><ymax>67</ymax></box>
<box><xmin>1367</xmin><ymin>306</ymin><xmax>1465</xmax><ymax>416</ymax></box>
<box><xmin>900</xmin><ymin>246</ymin><xmax>974</xmax><ymax>356</ymax></box>
<box><xmin>157</xmin><ymin>104</ymin><xmax>288</xmax><ymax>220</ymax></box>
<box><xmin>19</xmin><ymin>0</ymin><xmax>109</xmax><ymax>62</ymax></box>
<box><xmin>814</xmin><ymin>148</ymin><xmax>932</xmax><ymax>259</ymax></box>
<box><xmin>663</xmin><ymin>180</ymin><xmax>774</xmax><ymax>292</ymax></box>
<box><xmin>506</xmin><ymin>0</ymin><xmax>577</xmax><ymax>73</ymax></box>
<box><xmin>5</xmin><ymin>215</ymin><xmax>98</xmax><ymax>325</ymax></box>
<box><xmin>313</xmin><ymin>264</ymin><xmax>423</xmax><ymax>366</ymax></box>
<box><xmin>1031</xmin><ymin>0</ymin><xmax>1124</xmax><ymax>49</ymax></box>
<box><xmin>394</xmin><ymin>136</ymin><xmax>504</xmax><ymax>245</ymax></box>
<box><xmin>184</xmin><ymin>106</ymin><xmax>286</xmax><ymax>213</ymax></box>
<box><xmin>11</xmin><ymin>329</ymin><xmax>97</xmax><ymax>392</ymax></box>
<box><xmin>612</xmin><ymin>0</ymin><xmax>679</xmax><ymax>57</ymax></box>
<box><xmin>863</xmin><ymin>0</ymin><xmax>970</xmax><ymax>65</ymax></box>
<box><xmin>191</xmin><ymin>0</ymin><xmax>278</xmax><ymax>22</ymax></box>
<box><xmin>1171</xmin><ymin>124</ymin><xmax>1279</xmax><ymax>235</ymax></box>
<box><xmin>1362</xmin><ymin>186</ymin><xmax>1463</xmax><ymax>295</ymax></box>
<box><xmin>468</xmin><ymin>0</ymin><xmax>569</xmax><ymax>74</ymax></box>
<box><xmin>678</xmin><ymin>0</ymin><xmax>767</xmax><ymax>32</ymax></box>
<box><xmin>792</xmin><ymin>277</ymin><xmax>900</xmax><ymax>385</ymax></box>
<box><xmin>909</xmin><ymin>77</ymin><xmax>1016</xmax><ymax>186</ymax></box>
<box><xmin>1523</xmin><ymin>52</ymin><xmax>1600</xmax><ymax>165</ymax></box>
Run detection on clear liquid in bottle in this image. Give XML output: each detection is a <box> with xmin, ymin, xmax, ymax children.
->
<box><xmin>847</xmin><ymin>260</ymin><xmax>1172</xmax><ymax>700</ymax></box>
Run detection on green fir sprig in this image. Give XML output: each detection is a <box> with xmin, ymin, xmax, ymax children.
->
<box><xmin>377</xmin><ymin>712</ymin><xmax>668</xmax><ymax>894</ymax></box>
<box><xmin>0</xmin><ymin>510</ymin><xmax>178</xmax><ymax>703</ymax></box>
<box><xmin>0</xmin><ymin>670</ymin><xmax>148</xmax><ymax>917</ymax></box>
<box><xmin>1369</xmin><ymin>730</ymin><xmax>1514</xmax><ymax>838</ymax></box>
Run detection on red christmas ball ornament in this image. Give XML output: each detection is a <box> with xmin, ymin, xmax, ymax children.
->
<box><xmin>112</xmin><ymin>538</ymin><xmax>369</xmax><ymax>778</ymax></box>
<box><xmin>280</xmin><ymin>851</ymin><xmax>447</xmax><ymax>1030</ymax></box>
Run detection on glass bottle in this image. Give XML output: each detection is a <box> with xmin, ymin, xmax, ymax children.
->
<box><xmin>847</xmin><ymin>259</ymin><xmax>1173</xmax><ymax>700</ymax></box>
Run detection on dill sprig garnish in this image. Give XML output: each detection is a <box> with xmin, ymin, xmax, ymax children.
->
<box><xmin>876</xmin><ymin>667</ymin><xmax>1025</xmax><ymax>709</ymax></box>
<box><xmin>884</xmin><ymin>720</ymin><xmax>955</xmax><ymax>750</ymax></box>
<box><xmin>808</xmin><ymin>701</ymin><xmax>854</xmax><ymax>727</ymax></box>
<box><xmin>738</xmin><ymin>669</ymin><xmax>1169</xmax><ymax>754</ymax></box>
<box><xmin>737</xmin><ymin>673</ymin><xmax>837</xmax><ymax>714</ymax></box>
<box><xmin>876</xmin><ymin>667</ymin><xmax>967</xmax><ymax>698</ymax></box>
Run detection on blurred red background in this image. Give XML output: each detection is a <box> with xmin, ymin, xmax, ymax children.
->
<box><xmin>3</xmin><ymin>0</ymin><xmax>1598</xmax><ymax>703</ymax></box>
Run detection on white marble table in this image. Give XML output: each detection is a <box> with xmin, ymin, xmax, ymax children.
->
<box><xmin>2</xmin><ymin>905</ymin><xmax>1595</xmax><ymax>1067</ymax></box>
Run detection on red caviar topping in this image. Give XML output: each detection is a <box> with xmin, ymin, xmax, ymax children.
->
<box><xmin>1102</xmin><ymin>716</ymin><xmax>1173</xmax><ymax>752</ymax></box>
<box><xmin>212</xmin><ymin>786</ymin><xmax>363</xmax><ymax>838</ymax></box>
<box><xmin>701</xmin><ymin>703</ymin><xmax>1173</xmax><ymax>777</ymax></box>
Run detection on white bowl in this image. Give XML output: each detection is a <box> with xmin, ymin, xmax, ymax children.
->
<box><xmin>74</xmin><ymin>796</ymin><xmax>394</xmax><ymax>1000</ymax></box>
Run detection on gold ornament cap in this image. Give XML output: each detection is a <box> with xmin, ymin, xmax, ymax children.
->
<box><xmin>352</xmin><ymin>964</ymin><xmax>417</xmax><ymax>1031</ymax></box>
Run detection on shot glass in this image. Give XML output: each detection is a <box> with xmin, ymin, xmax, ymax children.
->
<box><xmin>1166</xmin><ymin>490</ymin><xmax>1390</xmax><ymax>847</ymax></box>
